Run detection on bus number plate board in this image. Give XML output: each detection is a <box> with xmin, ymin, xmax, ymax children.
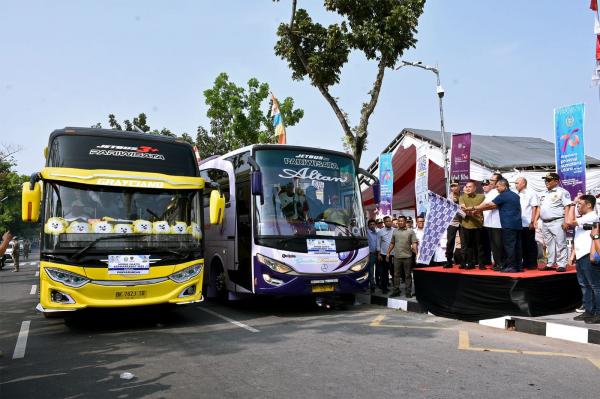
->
<box><xmin>115</xmin><ymin>290</ymin><xmax>147</xmax><ymax>299</ymax></box>
<box><xmin>108</xmin><ymin>255</ymin><xmax>150</xmax><ymax>275</ymax></box>
<box><xmin>311</xmin><ymin>284</ymin><xmax>336</xmax><ymax>293</ymax></box>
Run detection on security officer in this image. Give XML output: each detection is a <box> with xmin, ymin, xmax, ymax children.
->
<box><xmin>533</xmin><ymin>172</ymin><xmax>573</xmax><ymax>272</ymax></box>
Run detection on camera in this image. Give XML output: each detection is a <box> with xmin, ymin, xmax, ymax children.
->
<box><xmin>582</xmin><ymin>221</ymin><xmax>600</xmax><ymax>230</ymax></box>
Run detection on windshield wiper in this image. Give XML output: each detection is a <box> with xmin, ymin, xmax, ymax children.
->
<box><xmin>313</xmin><ymin>219</ymin><xmax>352</xmax><ymax>232</ymax></box>
<box><xmin>70</xmin><ymin>234</ymin><xmax>152</xmax><ymax>260</ymax></box>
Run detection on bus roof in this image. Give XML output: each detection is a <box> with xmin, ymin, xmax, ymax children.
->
<box><xmin>50</xmin><ymin>127</ymin><xmax>193</xmax><ymax>148</ymax></box>
<box><xmin>204</xmin><ymin>144</ymin><xmax>356</xmax><ymax>163</ymax></box>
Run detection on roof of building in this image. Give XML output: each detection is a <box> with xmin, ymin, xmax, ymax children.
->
<box><xmin>370</xmin><ymin>128</ymin><xmax>600</xmax><ymax>172</ymax></box>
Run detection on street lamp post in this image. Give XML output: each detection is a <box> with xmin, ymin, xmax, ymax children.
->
<box><xmin>396</xmin><ymin>60</ymin><xmax>450</xmax><ymax>195</ymax></box>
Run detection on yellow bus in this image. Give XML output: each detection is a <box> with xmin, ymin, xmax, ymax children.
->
<box><xmin>22</xmin><ymin>127</ymin><xmax>224</xmax><ymax>316</ymax></box>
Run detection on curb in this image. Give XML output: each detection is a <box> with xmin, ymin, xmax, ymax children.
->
<box><xmin>359</xmin><ymin>293</ymin><xmax>600</xmax><ymax>346</ymax></box>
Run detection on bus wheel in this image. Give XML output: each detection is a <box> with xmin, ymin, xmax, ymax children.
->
<box><xmin>214</xmin><ymin>264</ymin><xmax>228</xmax><ymax>303</ymax></box>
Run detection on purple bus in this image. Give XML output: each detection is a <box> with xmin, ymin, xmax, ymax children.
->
<box><xmin>199</xmin><ymin>144</ymin><xmax>378</xmax><ymax>302</ymax></box>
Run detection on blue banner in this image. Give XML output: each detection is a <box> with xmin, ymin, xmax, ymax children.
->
<box><xmin>554</xmin><ymin>103</ymin><xmax>586</xmax><ymax>199</ymax></box>
<box><xmin>379</xmin><ymin>153</ymin><xmax>393</xmax><ymax>217</ymax></box>
<box><xmin>415</xmin><ymin>145</ymin><xmax>429</xmax><ymax>217</ymax></box>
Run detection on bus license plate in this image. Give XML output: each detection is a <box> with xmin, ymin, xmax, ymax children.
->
<box><xmin>115</xmin><ymin>290</ymin><xmax>147</xmax><ymax>299</ymax></box>
<box><xmin>311</xmin><ymin>284</ymin><xmax>335</xmax><ymax>293</ymax></box>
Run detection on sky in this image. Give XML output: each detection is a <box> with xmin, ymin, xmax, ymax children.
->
<box><xmin>1</xmin><ymin>0</ymin><xmax>598</xmax><ymax>175</ymax></box>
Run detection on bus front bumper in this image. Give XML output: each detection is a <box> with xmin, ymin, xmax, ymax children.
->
<box><xmin>37</xmin><ymin>261</ymin><xmax>204</xmax><ymax>313</ymax></box>
<box><xmin>255</xmin><ymin>263</ymin><xmax>369</xmax><ymax>296</ymax></box>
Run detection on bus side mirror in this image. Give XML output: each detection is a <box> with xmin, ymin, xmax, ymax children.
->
<box><xmin>22</xmin><ymin>181</ymin><xmax>41</xmax><ymax>222</ymax></box>
<box><xmin>251</xmin><ymin>171</ymin><xmax>263</xmax><ymax>196</ymax></box>
<box><xmin>43</xmin><ymin>146</ymin><xmax>48</xmax><ymax>159</ymax></box>
<box><xmin>251</xmin><ymin>170</ymin><xmax>264</xmax><ymax>205</ymax></box>
<box><xmin>209</xmin><ymin>189</ymin><xmax>225</xmax><ymax>225</ymax></box>
<box><xmin>373</xmin><ymin>182</ymin><xmax>381</xmax><ymax>204</ymax></box>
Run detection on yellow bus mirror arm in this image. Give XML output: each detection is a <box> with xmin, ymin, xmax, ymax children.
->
<box><xmin>22</xmin><ymin>173</ymin><xmax>42</xmax><ymax>223</ymax></box>
<box><xmin>209</xmin><ymin>189</ymin><xmax>225</xmax><ymax>225</ymax></box>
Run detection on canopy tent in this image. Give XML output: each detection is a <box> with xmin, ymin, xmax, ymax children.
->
<box><xmin>362</xmin><ymin>128</ymin><xmax>600</xmax><ymax>212</ymax></box>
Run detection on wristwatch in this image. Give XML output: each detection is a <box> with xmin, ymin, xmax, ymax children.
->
<box><xmin>592</xmin><ymin>234</ymin><xmax>600</xmax><ymax>240</ymax></box>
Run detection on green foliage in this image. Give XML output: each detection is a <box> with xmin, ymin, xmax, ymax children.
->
<box><xmin>274</xmin><ymin>0</ymin><xmax>425</xmax><ymax>165</ymax></box>
<box><xmin>196</xmin><ymin>72</ymin><xmax>304</xmax><ymax>159</ymax></box>
<box><xmin>0</xmin><ymin>147</ymin><xmax>39</xmax><ymax>238</ymax></box>
<box><xmin>95</xmin><ymin>73</ymin><xmax>304</xmax><ymax>160</ymax></box>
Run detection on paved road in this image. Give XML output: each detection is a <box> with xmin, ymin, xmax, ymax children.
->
<box><xmin>2</xmin><ymin>255</ymin><xmax>600</xmax><ymax>398</ymax></box>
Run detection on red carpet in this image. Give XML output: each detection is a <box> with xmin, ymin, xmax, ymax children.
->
<box><xmin>423</xmin><ymin>265</ymin><xmax>576</xmax><ymax>278</ymax></box>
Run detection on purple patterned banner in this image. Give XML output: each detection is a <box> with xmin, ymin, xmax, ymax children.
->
<box><xmin>450</xmin><ymin>133</ymin><xmax>471</xmax><ymax>188</ymax></box>
<box><xmin>417</xmin><ymin>191</ymin><xmax>460</xmax><ymax>265</ymax></box>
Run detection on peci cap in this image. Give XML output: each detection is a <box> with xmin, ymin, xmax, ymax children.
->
<box><xmin>449</xmin><ymin>179</ymin><xmax>460</xmax><ymax>187</ymax></box>
<box><xmin>542</xmin><ymin>172</ymin><xmax>560</xmax><ymax>181</ymax></box>
<box><xmin>482</xmin><ymin>179</ymin><xmax>490</xmax><ymax>185</ymax></box>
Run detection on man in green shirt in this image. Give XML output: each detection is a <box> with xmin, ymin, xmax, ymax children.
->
<box><xmin>386</xmin><ymin>216</ymin><xmax>418</xmax><ymax>297</ymax></box>
<box><xmin>459</xmin><ymin>180</ymin><xmax>486</xmax><ymax>270</ymax></box>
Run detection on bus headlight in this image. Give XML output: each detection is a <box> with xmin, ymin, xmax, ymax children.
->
<box><xmin>349</xmin><ymin>257</ymin><xmax>369</xmax><ymax>272</ymax></box>
<box><xmin>169</xmin><ymin>264</ymin><xmax>203</xmax><ymax>283</ymax></box>
<box><xmin>45</xmin><ymin>268</ymin><xmax>90</xmax><ymax>288</ymax></box>
<box><xmin>256</xmin><ymin>254</ymin><xmax>294</xmax><ymax>274</ymax></box>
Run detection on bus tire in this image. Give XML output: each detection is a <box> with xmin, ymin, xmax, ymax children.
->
<box><xmin>212</xmin><ymin>261</ymin><xmax>228</xmax><ymax>303</ymax></box>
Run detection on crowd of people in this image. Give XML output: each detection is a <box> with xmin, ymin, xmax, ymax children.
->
<box><xmin>367</xmin><ymin>171</ymin><xmax>600</xmax><ymax>324</ymax></box>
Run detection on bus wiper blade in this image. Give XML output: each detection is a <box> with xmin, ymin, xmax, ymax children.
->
<box><xmin>70</xmin><ymin>234</ymin><xmax>152</xmax><ymax>260</ymax></box>
<box><xmin>313</xmin><ymin>219</ymin><xmax>351</xmax><ymax>230</ymax></box>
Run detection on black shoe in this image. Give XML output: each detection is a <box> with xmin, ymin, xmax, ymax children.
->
<box><xmin>390</xmin><ymin>290</ymin><xmax>401</xmax><ymax>297</ymax></box>
<box><xmin>556</xmin><ymin>267</ymin><xmax>567</xmax><ymax>272</ymax></box>
<box><xmin>492</xmin><ymin>265</ymin><xmax>502</xmax><ymax>271</ymax></box>
<box><xmin>370</xmin><ymin>286</ymin><xmax>375</xmax><ymax>293</ymax></box>
<box><xmin>573</xmin><ymin>312</ymin><xmax>593</xmax><ymax>321</ymax></box>
<box><xmin>458</xmin><ymin>264</ymin><xmax>466</xmax><ymax>269</ymax></box>
<box><xmin>478</xmin><ymin>265</ymin><xmax>487</xmax><ymax>270</ymax></box>
<box><xmin>501</xmin><ymin>268</ymin><xmax>519</xmax><ymax>273</ymax></box>
<box><xmin>465</xmin><ymin>264</ymin><xmax>475</xmax><ymax>270</ymax></box>
<box><xmin>405</xmin><ymin>293</ymin><xmax>413</xmax><ymax>298</ymax></box>
<box><xmin>443</xmin><ymin>263</ymin><xmax>453</xmax><ymax>269</ymax></box>
<box><xmin>585</xmin><ymin>315</ymin><xmax>600</xmax><ymax>324</ymax></box>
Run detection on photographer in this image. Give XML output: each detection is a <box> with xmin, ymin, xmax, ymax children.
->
<box><xmin>567</xmin><ymin>194</ymin><xmax>600</xmax><ymax>324</ymax></box>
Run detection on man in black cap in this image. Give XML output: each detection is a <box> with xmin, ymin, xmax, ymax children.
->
<box><xmin>444</xmin><ymin>179</ymin><xmax>464</xmax><ymax>268</ymax></box>
<box><xmin>533</xmin><ymin>172</ymin><xmax>573</xmax><ymax>272</ymax></box>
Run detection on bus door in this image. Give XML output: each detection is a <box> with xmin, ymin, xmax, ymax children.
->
<box><xmin>200</xmin><ymin>160</ymin><xmax>236</xmax><ymax>293</ymax></box>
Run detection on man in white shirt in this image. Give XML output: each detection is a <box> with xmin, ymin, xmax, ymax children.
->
<box><xmin>516</xmin><ymin>177</ymin><xmax>540</xmax><ymax>269</ymax></box>
<box><xmin>533</xmin><ymin>172</ymin><xmax>573</xmax><ymax>272</ymax></box>
<box><xmin>567</xmin><ymin>194</ymin><xmax>600</xmax><ymax>324</ymax></box>
<box><xmin>484</xmin><ymin>173</ymin><xmax>504</xmax><ymax>271</ymax></box>
<box><xmin>376</xmin><ymin>216</ymin><xmax>395</xmax><ymax>294</ymax></box>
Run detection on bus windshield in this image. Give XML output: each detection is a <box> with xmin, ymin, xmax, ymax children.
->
<box><xmin>254</xmin><ymin>149</ymin><xmax>366</xmax><ymax>238</ymax></box>
<box><xmin>42</xmin><ymin>182</ymin><xmax>202</xmax><ymax>253</ymax></box>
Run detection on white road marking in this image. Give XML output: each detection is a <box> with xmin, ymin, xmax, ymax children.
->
<box><xmin>35</xmin><ymin>271</ymin><xmax>39</xmax><ymax>277</ymax></box>
<box><xmin>198</xmin><ymin>307</ymin><xmax>259</xmax><ymax>333</ymax></box>
<box><xmin>30</xmin><ymin>285</ymin><xmax>37</xmax><ymax>295</ymax></box>
<box><xmin>12</xmin><ymin>321</ymin><xmax>31</xmax><ymax>359</ymax></box>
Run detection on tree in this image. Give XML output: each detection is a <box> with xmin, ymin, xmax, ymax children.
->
<box><xmin>274</xmin><ymin>0</ymin><xmax>426</xmax><ymax>165</ymax></box>
<box><xmin>195</xmin><ymin>72</ymin><xmax>304</xmax><ymax>159</ymax></box>
<box><xmin>0</xmin><ymin>145</ymin><xmax>38</xmax><ymax>238</ymax></box>
<box><xmin>96</xmin><ymin>113</ymin><xmax>177</xmax><ymax>137</ymax></box>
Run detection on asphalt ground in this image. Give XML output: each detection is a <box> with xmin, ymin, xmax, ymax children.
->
<box><xmin>1</xmin><ymin>255</ymin><xmax>600</xmax><ymax>399</ymax></box>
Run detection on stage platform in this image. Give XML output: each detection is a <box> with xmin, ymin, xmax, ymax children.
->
<box><xmin>413</xmin><ymin>265</ymin><xmax>581</xmax><ymax>321</ymax></box>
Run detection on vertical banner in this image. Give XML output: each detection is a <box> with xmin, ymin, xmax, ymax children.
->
<box><xmin>415</xmin><ymin>145</ymin><xmax>429</xmax><ymax>217</ymax></box>
<box><xmin>417</xmin><ymin>191</ymin><xmax>460</xmax><ymax>265</ymax></box>
<box><xmin>554</xmin><ymin>103</ymin><xmax>586</xmax><ymax>199</ymax></box>
<box><xmin>379</xmin><ymin>153</ymin><xmax>393</xmax><ymax>217</ymax></box>
<box><xmin>449</xmin><ymin>132</ymin><xmax>472</xmax><ymax>188</ymax></box>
